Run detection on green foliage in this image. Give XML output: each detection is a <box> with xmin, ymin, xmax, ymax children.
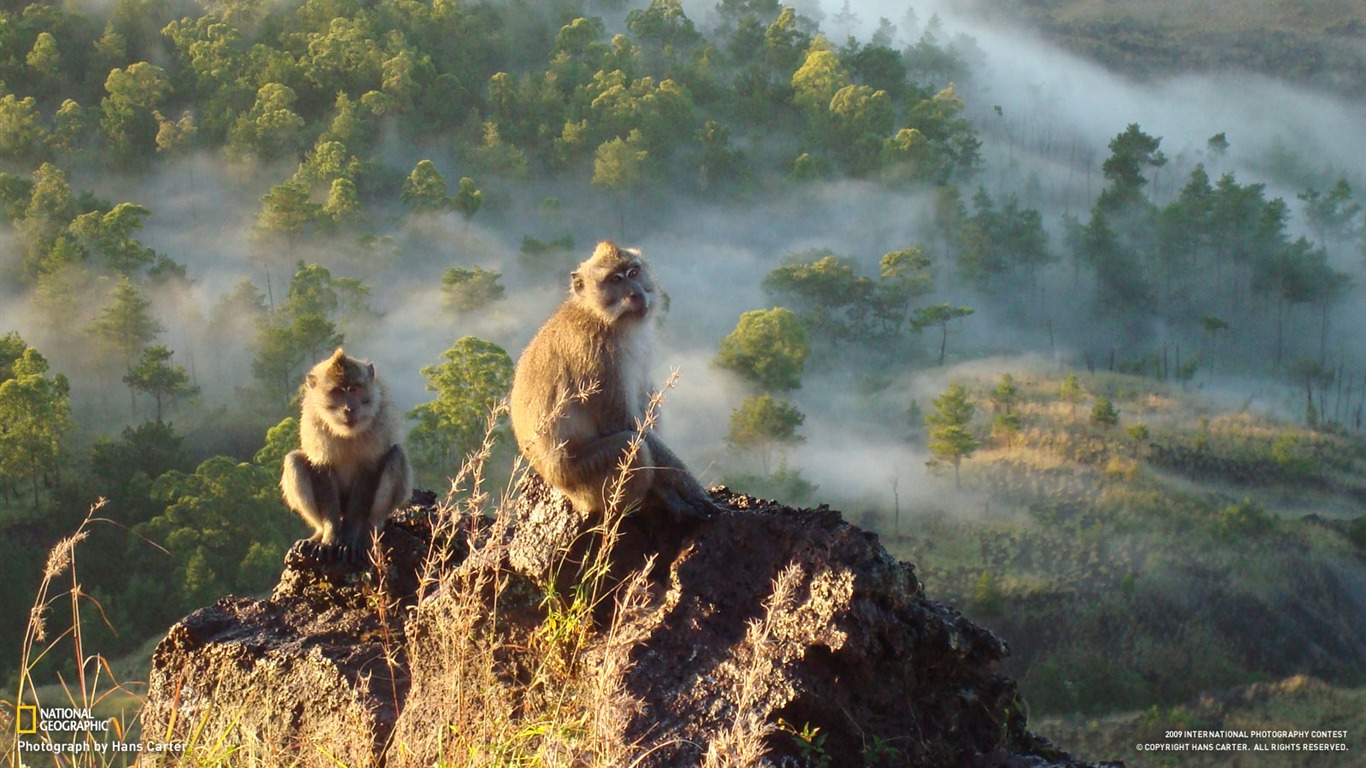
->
<box><xmin>123</xmin><ymin>343</ymin><xmax>200</xmax><ymax>423</ymax></box>
<box><xmin>909</xmin><ymin>302</ymin><xmax>973</xmax><ymax>366</ymax></box>
<box><xmin>956</xmin><ymin>188</ymin><xmax>1055</xmax><ymax>288</ymax></box>
<box><xmin>790</xmin><ymin>36</ymin><xmax>847</xmax><ymax>113</ymax></box>
<box><xmin>441</xmin><ymin>266</ymin><xmax>506</xmax><ymax>312</ymax></box>
<box><xmin>452</xmin><ymin>176</ymin><xmax>483</xmax><ymax>224</ymax></box>
<box><xmin>90</xmin><ymin>275</ymin><xmax>164</xmax><ymax>370</ymax></box>
<box><xmin>251</xmin><ymin>263</ymin><xmax>372</xmax><ymax>406</ymax></box>
<box><xmin>89</xmin><ymin>420</ymin><xmax>192</xmax><ymax>517</ymax></box>
<box><xmin>763</xmin><ymin>248</ymin><xmax>933</xmax><ymax>343</ymax></box>
<box><xmin>0</xmin><ymin>346</ymin><xmax>73</xmax><ymax>511</ymax></box>
<box><xmin>229</xmin><ymin>82</ymin><xmax>306</xmax><ymax>158</ymax></box>
<box><xmin>1059</xmin><ymin>373</ymin><xmax>1084</xmax><ymax>413</ymax></box>
<box><xmin>519</xmin><ymin>234</ymin><xmax>576</xmax><ymax>272</ymax></box>
<box><xmin>256</xmin><ymin>180</ymin><xmax>323</xmax><ymax>244</ymax></box>
<box><xmin>970</xmin><ymin>570</ymin><xmax>1004</xmax><ymax>615</ymax></box>
<box><xmin>146</xmin><ymin>453</ymin><xmax>292</xmax><ymax>611</ymax></box>
<box><xmin>777</xmin><ymin>718</ymin><xmax>831</xmax><ymax>768</ymax></box>
<box><xmin>715</xmin><ymin>307</ymin><xmax>810</xmax><ymax>392</ymax></box>
<box><xmin>1268</xmin><ymin>431</ymin><xmax>1313</xmax><ymax>477</ymax></box>
<box><xmin>1212</xmin><ymin>498</ymin><xmax>1274</xmax><ymax>540</ymax></box>
<box><xmin>925</xmin><ymin>381</ymin><xmax>978</xmax><ymax>487</ymax></box>
<box><xmin>407</xmin><ymin>337</ymin><xmax>514</xmax><ymax>485</ymax></box>
<box><xmin>726</xmin><ymin>393</ymin><xmax>805</xmax><ymax>473</ymax></box>
<box><xmin>100</xmin><ymin>61</ymin><xmax>171</xmax><ymax>164</ymax></box>
<box><xmin>1125</xmin><ymin>422</ymin><xmax>1150</xmax><ymax>442</ymax></box>
<box><xmin>401</xmin><ymin>159</ymin><xmax>450</xmax><ymax>212</ymax></box>
<box><xmin>721</xmin><ymin>460</ymin><xmax>818</xmax><ymax>506</ymax></box>
<box><xmin>593</xmin><ymin>130</ymin><xmax>649</xmax><ymax>196</ymax></box>
<box><xmin>1090</xmin><ymin>396</ymin><xmax>1119</xmax><ymax>426</ymax></box>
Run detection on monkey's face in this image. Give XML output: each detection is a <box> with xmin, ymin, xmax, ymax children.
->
<box><xmin>309</xmin><ymin>362</ymin><xmax>379</xmax><ymax>437</ymax></box>
<box><xmin>576</xmin><ymin>259</ymin><xmax>655</xmax><ymax>324</ymax></box>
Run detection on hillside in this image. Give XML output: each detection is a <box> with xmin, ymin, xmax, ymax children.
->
<box><xmin>967</xmin><ymin>0</ymin><xmax>1366</xmax><ymax>95</ymax></box>
<box><xmin>860</xmin><ymin>361</ymin><xmax>1366</xmax><ymax>761</ymax></box>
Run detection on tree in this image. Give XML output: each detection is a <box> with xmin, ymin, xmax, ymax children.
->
<box><xmin>407</xmin><ymin>338</ymin><xmax>514</xmax><ymax>484</ymax></box>
<box><xmin>1059</xmin><ymin>373</ymin><xmax>1084</xmax><ymax>415</ymax></box>
<box><xmin>1091</xmin><ymin>396</ymin><xmax>1119</xmax><ymax>427</ymax></box>
<box><xmin>91</xmin><ymin>276</ymin><xmax>164</xmax><ymax>410</ymax></box>
<box><xmin>593</xmin><ymin>130</ymin><xmax>649</xmax><ymax>238</ymax></box>
<box><xmin>1252</xmin><ymin>236</ymin><xmax>1325</xmax><ymax>368</ymax></box>
<box><xmin>101</xmin><ymin>61</ymin><xmax>171</xmax><ymax>164</ymax></box>
<box><xmin>68</xmin><ymin>202</ymin><xmax>158</xmax><ymax>275</ymax></box>
<box><xmin>1201</xmin><ymin>314</ymin><xmax>1228</xmax><ymax>382</ymax></box>
<box><xmin>1298</xmin><ymin>178</ymin><xmax>1360</xmax><ymax>254</ymax></box>
<box><xmin>452</xmin><ymin>177</ymin><xmax>483</xmax><ymax>228</ymax></box>
<box><xmin>251</xmin><ymin>264</ymin><xmax>373</xmax><ymax>406</ymax></box>
<box><xmin>726</xmin><ymin>394</ymin><xmax>805</xmax><ymax>473</ymax></box>
<box><xmin>323</xmin><ymin>177</ymin><xmax>361</xmax><ymax>226</ymax></box>
<box><xmin>1099</xmin><ymin>123</ymin><xmax>1166</xmax><ymax>211</ymax></box>
<box><xmin>910</xmin><ymin>303</ymin><xmax>973</xmax><ymax>366</ymax></box>
<box><xmin>123</xmin><ymin>344</ymin><xmax>200</xmax><ymax>423</ymax></box>
<box><xmin>441</xmin><ymin>266</ymin><xmax>505</xmax><ymax>312</ymax></box>
<box><xmin>0</xmin><ymin>94</ymin><xmax>46</xmax><ymax>161</ymax></box>
<box><xmin>146</xmin><ymin>452</ymin><xmax>291</xmax><ymax>612</ymax></box>
<box><xmin>715</xmin><ymin>308</ymin><xmax>810</xmax><ymax>392</ymax></box>
<box><xmin>228</xmin><ymin>82</ymin><xmax>306</xmax><ymax>158</ymax></box>
<box><xmin>872</xmin><ymin>247</ymin><xmax>934</xmax><ymax>334</ymax></box>
<box><xmin>790</xmin><ymin>36</ymin><xmax>847</xmax><ymax>114</ymax></box>
<box><xmin>990</xmin><ymin>373</ymin><xmax>1021</xmax><ymax>448</ymax></box>
<box><xmin>925</xmin><ymin>381</ymin><xmax>978</xmax><ymax>489</ymax></box>
<box><xmin>88</xmin><ymin>421</ymin><xmax>193</xmax><ymax>539</ymax></box>
<box><xmin>1287</xmin><ymin>358</ymin><xmax>1334</xmax><ymax>426</ymax></box>
<box><xmin>0</xmin><ymin>347</ymin><xmax>72</xmax><ymax>511</ymax></box>
<box><xmin>401</xmin><ymin>159</ymin><xmax>450</xmax><ymax>212</ymax></box>
<box><xmin>256</xmin><ymin>181</ymin><xmax>322</xmax><ymax>248</ymax></box>
<box><xmin>762</xmin><ymin>251</ymin><xmax>873</xmax><ymax>341</ymax></box>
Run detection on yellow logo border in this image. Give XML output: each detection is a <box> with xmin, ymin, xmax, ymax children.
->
<box><xmin>17</xmin><ymin>705</ymin><xmax>37</xmax><ymax>734</ymax></box>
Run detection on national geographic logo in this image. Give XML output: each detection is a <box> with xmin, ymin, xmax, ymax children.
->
<box><xmin>13</xmin><ymin>704</ymin><xmax>185</xmax><ymax>756</ymax></box>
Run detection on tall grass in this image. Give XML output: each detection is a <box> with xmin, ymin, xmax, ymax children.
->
<box><xmin>4</xmin><ymin>500</ymin><xmax>143</xmax><ymax>768</ymax></box>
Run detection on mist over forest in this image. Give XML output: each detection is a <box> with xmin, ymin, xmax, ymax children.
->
<box><xmin>2</xmin><ymin>0</ymin><xmax>1366</xmax><ymax>730</ymax></box>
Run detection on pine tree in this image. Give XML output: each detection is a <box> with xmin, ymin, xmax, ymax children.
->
<box><xmin>926</xmin><ymin>381</ymin><xmax>978</xmax><ymax>488</ymax></box>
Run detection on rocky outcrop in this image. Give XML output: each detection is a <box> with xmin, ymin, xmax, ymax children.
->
<box><xmin>141</xmin><ymin>481</ymin><xmax>1120</xmax><ymax>767</ymax></box>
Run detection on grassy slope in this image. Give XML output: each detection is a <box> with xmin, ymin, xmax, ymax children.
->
<box><xmin>877</xmin><ymin>364</ymin><xmax>1366</xmax><ymax>732</ymax></box>
<box><xmin>967</xmin><ymin>0</ymin><xmax>1366</xmax><ymax>94</ymax></box>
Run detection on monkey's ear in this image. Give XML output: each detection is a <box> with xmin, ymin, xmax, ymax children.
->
<box><xmin>330</xmin><ymin>347</ymin><xmax>346</xmax><ymax>360</ymax></box>
<box><xmin>570</xmin><ymin>271</ymin><xmax>584</xmax><ymax>295</ymax></box>
<box><xmin>366</xmin><ymin>363</ymin><xmax>375</xmax><ymax>379</ymax></box>
<box><xmin>306</xmin><ymin>372</ymin><xmax>317</xmax><ymax>389</ymax></box>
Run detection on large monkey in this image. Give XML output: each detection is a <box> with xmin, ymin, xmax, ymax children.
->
<box><xmin>281</xmin><ymin>348</ymin><xmax>412</xmax><ymax>562</ymax></box>
<box><xmin>510</xmin><ymin>241</ymin><xmax>719</xmax><ymax>521</ymax></box>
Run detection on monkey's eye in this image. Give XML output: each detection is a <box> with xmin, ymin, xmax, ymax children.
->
<box><xmin>609</xmin><ymin>273</ymin><xmax>624</xmax><ymax>283</ymax></box>
<box><xmin>626</xmin><ymin>267</ymin><xmax>639</xmax><ymax>278</ymax></box>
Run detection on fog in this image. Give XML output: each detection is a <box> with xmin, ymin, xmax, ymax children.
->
<box><xmin>2</xmin><ymin>0</ymin><xmax>1363</xmax><ymax>514</ymax></box>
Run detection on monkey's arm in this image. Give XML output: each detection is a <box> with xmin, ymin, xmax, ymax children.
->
<box><xmin>281</xmin><ymin>450</ymin><xmax>342</xmax><ymax>543</ymax></box>
<box><xmin>368</xmin><ymin>444</ymin><xmax>411</xmax><ymax>530</ymax></box>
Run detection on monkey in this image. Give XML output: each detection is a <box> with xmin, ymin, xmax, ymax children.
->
<box><xmin>281</xmin><ymin>348</ymin><xmax>412</xmax><ymax>563</ymax></box>
<box><xmin>510</xmin><ymin>240</ymin><xmax>720</xmax><ymax>522</ymax></box>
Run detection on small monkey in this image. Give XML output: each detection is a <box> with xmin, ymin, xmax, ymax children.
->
<box><xmin>510</xmin><ymin>241</ymin><xmax>719</xmax><ymax>521</ymax></box>
<box><xmin>281</xmin><ymin>348</ymin><xmax>412</xmax><ymax>562</ymax></box>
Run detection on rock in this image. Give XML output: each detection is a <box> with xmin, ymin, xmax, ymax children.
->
<box><xmin>141</xmin><ymin>480</ymin><xmax>1120</xmax><ymax>767</ymax></box>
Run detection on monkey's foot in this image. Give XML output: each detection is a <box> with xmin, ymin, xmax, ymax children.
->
<box><xmin>656</xmin><ymin>486</ymin><xmax>724</xmax><ymax>524</ymax></box>
<box><xmin>287</xmin><ymin>539</ymin><xmax>368</xmax><ymax>568</ymax></box>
